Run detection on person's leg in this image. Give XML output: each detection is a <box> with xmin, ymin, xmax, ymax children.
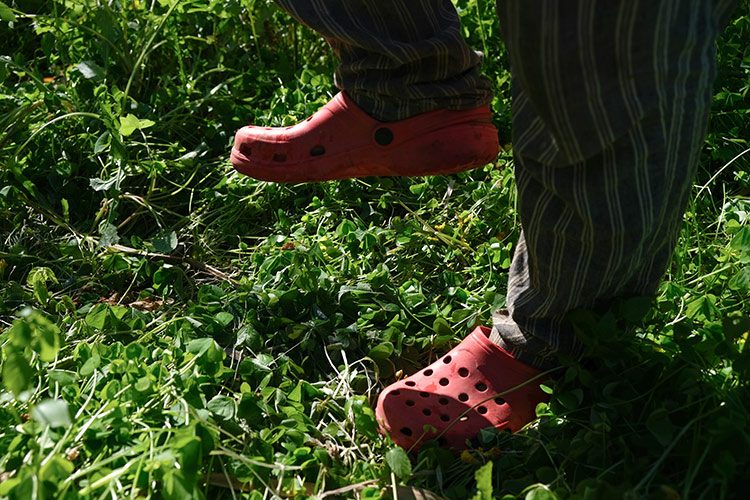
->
<box><xmin>231</xmin><ymin>0</ymin><xmax>499</xmax><ymax>182</ymax></box>
<box><xmin>493</xmin><ymin>0</ymin><xmax>737</xmax><ymax>369</ymax></box>
<box><xmin>274</xmin><ymin>0</ymin><xmax>492</xmax><ymax>121</ymax></box>
<box><xmin>375</xmin><ymin>0</ymin><xmax>737</xmax><ymax>451</ymax></box>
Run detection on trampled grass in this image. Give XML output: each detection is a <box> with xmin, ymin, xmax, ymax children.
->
<box><xmin>1</xmin><ymin>1</ymin><xmax>749</xmax><ymax>498</ymax></box>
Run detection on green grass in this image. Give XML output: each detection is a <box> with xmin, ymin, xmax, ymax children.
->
<box><xmin>1</xmin><ymin>0</ymin><xmax>750</xmax><ymax>498</ymax></box>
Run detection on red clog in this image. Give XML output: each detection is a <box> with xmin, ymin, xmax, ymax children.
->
<box><xmin>231</xmin><ymin>92</ymin><xmax>499</xmax><ymax>183</ymax></box>
<box><xmin>375</xmin><ymin>326</ymin><xmax>547</xmax><ymax>451</ymax></box>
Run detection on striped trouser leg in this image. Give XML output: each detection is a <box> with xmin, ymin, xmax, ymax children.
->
<box><xmin>273</xmin><ymin>0</ymin><xmax>493</xmax><ymax>121</ymax></box>
<box><xmin>492</xmin><ymin>0</ymin><xmax>737</xmax><ymax>369</ymax></box>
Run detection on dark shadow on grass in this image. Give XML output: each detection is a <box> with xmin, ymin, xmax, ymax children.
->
<box><xmin>407</xmin><ymin>299</ymin><xmax>750</xmax><ymax>499</ymax></box>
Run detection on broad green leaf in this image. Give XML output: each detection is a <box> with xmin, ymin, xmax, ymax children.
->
<box><xmin>101</xmin><ymin>379</ymin><xmax>121</xmax><ymax>399</ymax></box>
<box><xmin>198</xmin><ymin>284</ymin><xmax>225</xmax><ymax>303</ymax></box>
<box><xmin>32</xmin><ymin>313</ymin><xmax>61</xmax><ymax>362</ymax></box>
<box><xmin>11</xmin><ymin>475</ymin><xmax>33</xmax><ymax>499</ymax></box>
<box><xmin>337</xmin><ymin>283</ymin><xmax>375</xmax><ymax>300</ymax></box>
<box><xmin>250</xmin><ymin>353</ymin><xmax>273</xmax><ymax>371</ymax></box>
<box><xmin>32</xmin><ymin>280</ymin><xmax>52</xmax><ymax>309</ymax></box>
<box><xmin>174</xmin><ymin>431</ymin><xmax>202</xmax><ymax>477</ymax></box>
<box><xmin>31</xmin><ymin>399</ymin><xmax>72</xmax><ymax>428</ymax></box>
<box><xmin>367</xmin><ymin>342</ymin><xmax>393</xmax><ymax>360</ymax></box>
<box><xmin>207</xmin><ymin>395</ymin><xmax>236</xmax><ymax>419</ymax></box>
<box><xmin>135</xmin><ymin>376</ymin><xmax>152</xmax><ymax>392</ymax></box>
<box><xmin>153</xmin><ymin>230</ymin><xmax>179</xmax><ymax>253</ymax></box>
<box><xmin>85</xmin><ymin>303</ymin><xmax>110</xmax><ymax>330</ymax></box>
<box><xmin>13</xmin><ymin>309</ymin><xmax>62</xmax><ymax>362</ymax></box>
<box><xmin>472</xmin><ymin>461</ymin><xmax>493</xmax><ymax>500</ymax></box>
<box><xmin>186</xmin><ymin>338</ymin><xmax>225</xmax><ymax>376</ymax></box>
<box><xmin>76</xmin><ymin>60</ymin><xmax>105</xmax><ymax>80</ymax></box>
<box><xmin>89</xmin><ymin>175</ymin><xmax>120</xmax><ymax>192</ymax></box>
<box><xmin>79</xmin><ymin>345</ymin><xmax>102</xmax><ymax>377</ymax></box>
<box><xmin>409</xmin><ymin>182</ymin><xmax>428</xmax><ymax>195</ymax></box>
<box><xmin>0</xmin><ymin>1</ymin><xmax>15</xmax><ymax>22</ymax></box>
<box><xmin>685</xmin><ymin>294</ymin><xmax>719</xmax><ymax>321</ymax></box>
<box><xmin>524</xmin><ymin>484</ymin><xmax>559</xmax><ymax>500</ymax></box>
<box><xmin>730</xmin><ymin>226</ymin><xmax>750</xmax><ymax>252</ymax></box>
<box><xmin>27</xmin><ymin>267</ymin><xmax>57</xmax><ymax>305</ymax></box>
<box><xmin>238</xmin><ymin>394</ymin><xmax>264</xmax><ymax>427</ymax></box>
<box><xmin>48</xmin><ymin>369</ymin><xmax>78</xmax><ymax>387</ymax></box>
<box><xmin>728</xmin><ymin>266</ymin><xmax>750</xmax><ymax>291</ymax></box>
<box><xmin>7</xmin><ymin>317</ymin><xmax>33</xmax><ymax>348</ymax></box>
<box><xmin>385</xmin><ymin>446</ymin><xmax>412</xmax><ymax>479</ymax></box>
<box><xmin>0</xmin><ymin>477</ymin><xmax>20</xmax><ymax>496</ymax></box>
<box><xmin>288</xmin><ymin>380</ymin><xmax>323</xmax><ymax>404</ymax></box>
<box><xmin>119</xmin><ymin>113</ymin><xmax>155</xmax><ymax>137</ymax></box>
<box><xmin>347</xmin><ymin>396</ymin><xmax>378</xmax><ymax>440</ymax></box>
<box><xmin>125</xmin><ymin>343</ymin><xmax>146</xmax><ymax>360</ymax></box>
<box><xmin>2</xmin><ymin>351</ymin><xmax>34</xmax><ymax>396</ymax></box>
<box><xmin>162</xmin><ymin>469</ymin><xmax>196</xmax><ymax>500</ymax></box>
<box><xmin>336</xmin><ymin>220</ymin><xmax>356</xmax><ymax>237</ymax></box>
<box><xmin>99</xmin><ymin>221</ymin><xmax>120</xmax><ymax>246</ymax></box>
<box><xmin>187</xmin><ymin>338</ymin><xmax>215</xmax><ymax>356</ymax></box>
<box><xmin>433</xmin><ymin>317</ymin><xmax>453</xmax><ymax>336</ymax></box>
<box><xmin>93</xmin><ymin>131</ymin><xmax>110</xmax><ymax>154</ymax></box>
<box><xmin>214</xmin><ymin>311</ymin><xmax>234</xmax><ymax>326</ymax></box>
<box><xmin>119</xmin><ymin>114</ymin><xmax>140</xmax><ymax>136</ymax></box>
<box><xmin>39</xmin><ymin>455</ymin><xmax>74</xmax><ymax>483</ymax></box>
<box><xmin>92</xmin><ymin>4</ymin><xmax>121</xmax><ymax>43</ymax></box>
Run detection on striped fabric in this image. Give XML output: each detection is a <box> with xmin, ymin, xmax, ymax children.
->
<box><xmin>494</xmin><ymin>0</ymin><xmax>736</xmax><ymax>368</ymax></box>
<box><xmin>274</xmin><ymin>0</ymin><xmax>493</xmax><ymax>121</ymax></box>
<box><xmin>273</xmin><ymin>0</ymin><xmax>736</xmax><ymax>369</ymax></box>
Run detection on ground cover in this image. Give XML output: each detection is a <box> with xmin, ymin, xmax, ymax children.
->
<box><xmin>1</xmin><ymin>0</ymin><xmax>749</xmax><ymax>498</ymax></box>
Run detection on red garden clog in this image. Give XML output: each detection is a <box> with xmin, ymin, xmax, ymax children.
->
<box><xmin>231</xmin><ymin>92</ymin><xmax>499</xmax><ymax>183</ymax></box>
<box><xmin>375</xmin><ymin>326</ymin><xmax>547</xmax><ymax>451</ymax></box>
